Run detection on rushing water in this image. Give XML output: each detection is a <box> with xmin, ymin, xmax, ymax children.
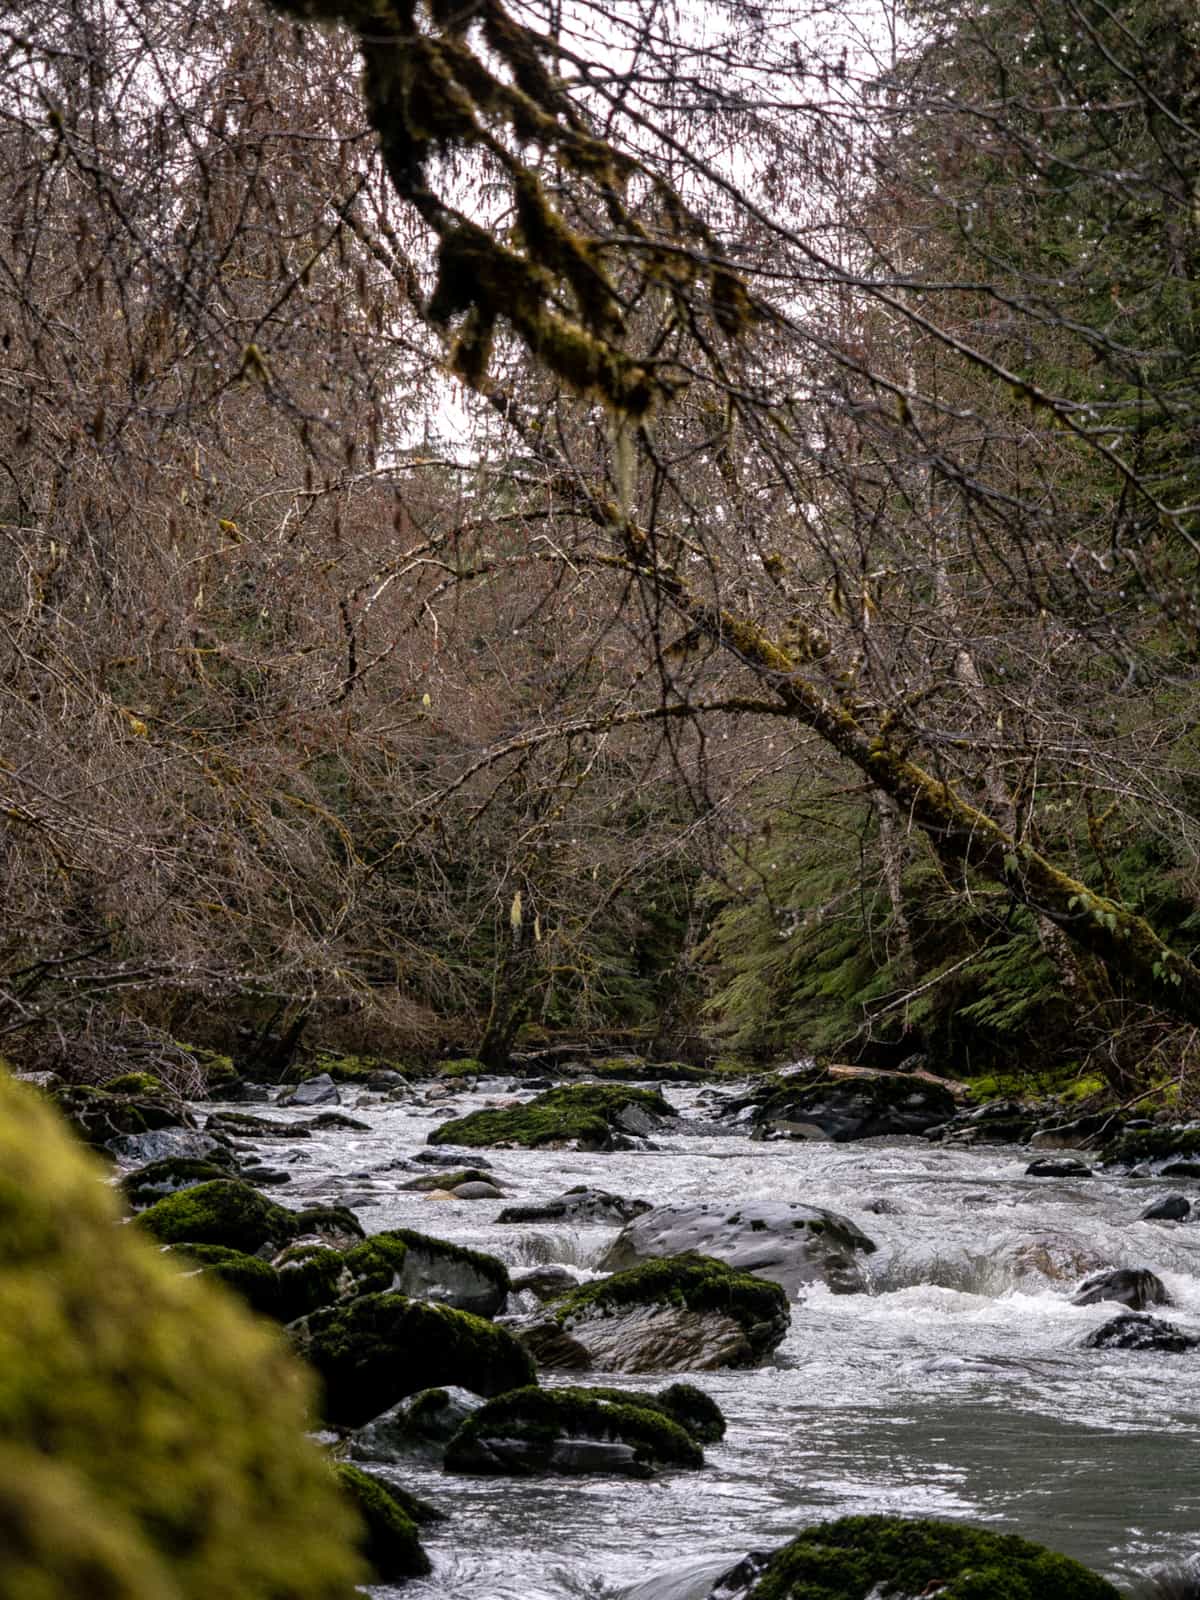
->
<box><xmin>205</xmin><ymin>1078</ymin><xmax>1200</xmax><ymax>1596</ymax></box>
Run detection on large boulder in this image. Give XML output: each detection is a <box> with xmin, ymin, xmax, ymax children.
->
<box><xmin>291</xmin><ymin>1292</ymin><xmax>537</xmax><ymax>1425</ymax></box>
<box><xmin>600</xmin><ymin>1200</ymin><xmax>877</xmax><ymax>1296</ymax></box>
<box><xmin>331</xmin><ymin>1464</ymin><xmax>431</xmax><ymax>1583</ymax></box>
<box><xmin>342</xmin><ymin>1228</ymin><xmax>510</xmax><ymax>1318</ymax></box>
<box><xmin>742</xmin><ymin>1067</ymin><xmax>958</xmax><ymax>1142</ymax></box>
<box><xmin>0</xmin><ymin>1071</ymin><xmax>364</xmax><ymax>1598</ymax></box>
<box><xmin>51</xmin><ymin>1082</ymin><xmax>193</xmax><ymax>1150</ymax></box>
<box><xmin>136</xmin><ymin>1180</ymin><xmax>363</xmax><ymax>1256</ymax></box>
<box><xmin>1101</xmin><ymin>1124</ymin><xmax>1200</xmax><ymax>1170</ymax></box>
<box><xmin>428</xmin><ymin>1083</ymin><xmax>673</xmax><ymax>1150</ymax></box>
<box><xmin>120</xmin><ymin>1158</ymin><xmax>237</xmax><ymax>1210</ymax></box>
<box><xmin>707</xmin><ymin>1515</ymin><xmax>1120</xmax><ymax>1599</ymax></box>
<box><xmin>443</xmin><ymin>1385</ymin><xmax>704</xmax><ymax>1477</ymax></box>
<box><xmin>524</xmin><ymin>1253</ymin><xmax>790</xmax><ymax>1373</ymax></box>
<box><xmin>349</xmin><ymin>1386</ymin><xmax>486</xmax><ymax>1463</ymax></box>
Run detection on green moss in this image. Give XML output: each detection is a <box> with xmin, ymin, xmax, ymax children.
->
<box><xmin>120</xmin><ymin>1158</ymin><xmax>232</xmax><ymax>1210</ymax></box>
<box><xmin>567</xmin><ymin>1383</ymin><xmax>726</xmax><ymax>1445</ymax></box>
<box><xmin>0</xmin><ymin>1071</ymin><xmax>365</xmax><ymax>1598</ymax></box>
<box><xmin>51</xmin><ymin>1084</ymin><xmax>183</xmax><ymax>1149</ymax></box>
<box><xmin>438</xmin><ymin>1057</ymin><xmax>486</xmax><ymax>1078</ymax></box>
<box><xmin>174</xmin><ymin>1244</ymin><xmax>282</xmax><ymax>1317</ymax></box>
<box><xmin>341</xmin><ymin>1233</ymin><xmax>412</xmax><ymax>1294</ymax></box>
<box><xmin>741</xmin><ymin>1515</ymin><xmax>1120</xmax><ymax>1599</ymax></box>
<box><xmin>333</xmin><ymin>1464</ymin><xmax>431</xmax><ymax>1582</ymax></box>
<box><xmin>590</xmin><ymin>1058</ymin><xmax>705</xmax><ymax>1084</ymax></box>
<box><xmin>1102</xmin><ymin>1126</ymin><xmax>1200</xmax><ymax>1165</ymax></box>
<box><xmin>429</xmin><ymin>1083</ymin><xmax>671</xmax><ymax>1149</ymax></box>
<box><xmin>294</xmin><ymin>1291</ymin><xmax>537</xmax><ymax>1426</ymax></box>
<box><xmin>274</xmin><ymin>1245</ymin><xmax>351</xmax><ymax>1321</ymax></box>
<box><xmin>288</xmin><ymin>1205</ymin><xmax>365</xmax><ymax>1247</ymax></box>
<box><xmin>444</xmin><ymin>1385</ymin><xmax>703</xmax><ymax>1475</ymax></box>
<box><xmin>553</xmin><ymin>1253</ymin><xmax>789</xmax><ymax>1360</ymax></box>
<box><xmin>136</xmin><ymin>1180</ymin><xmax>297</xmax><ymax>1253</ymax></box>
<box><xmin>104</xmin><ymin>1073</ymin><xmax>167</xmax><ymax>1097</ymax></box>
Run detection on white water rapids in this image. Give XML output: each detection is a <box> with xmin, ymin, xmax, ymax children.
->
<box><xmin>203</xmin><ymin>1078</ymin><xmax>1200</xmax><ymax>1597</ymax></box>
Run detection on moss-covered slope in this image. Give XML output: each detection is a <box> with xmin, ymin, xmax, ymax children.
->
<box><xmin>429</xmin><ymin>1083</ymin><xmax>672</xmax><ymax>1149</ymax></box>
<box><xmin>0</xmin><ymin>1071</ymin><xmax>364</xmax><ymax>1599</ymax></box>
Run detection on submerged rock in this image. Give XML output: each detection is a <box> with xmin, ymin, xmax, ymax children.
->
<box><xmin>524</xmin><ymin>1253</ymin><xmax>790</xmax><ymax>1373</ymax></box>
<box><xmin>498</xmin><ymin>1186</ymin><xmax>651</xmax><ymax>1226</ymax></box>
<box><xmin>1072</xmin><ymin>1268</ymin><xmax>1171</xmax><ymax>1310</ymax></box>
<box><xmin>1081</xmin><ymin>1313</ymin><xmax>1200</xmax><ymax>1352</ymax></box>
<box><xmin>350</xmin><ymin>1385</ymin><xmax>486</xmax><ymax>1463</ymax></box>
<box><xmin>705</xmin><ymin>1514</ymin><xmax>1120</xmax><ymax>1598</ymax></box>
<box><xmin>0</xmin><ymin>1071</ymin><xmax>364</xmax><ymax>1598</ymax></box>
<box><xmin>292</xmin><ymin>1292</ymin><xmax>537</xmax><ymax>1425</ymax></box>
<box><xmin>428</xmin><ymin>1083</ymin><xmax>673</xmax><ymax>1150</ymax></box>
<box><xmin>444</xmin><ymin>1385</ymin><xmax>704</xmax><ymax>1477</ymax></box>
<box><xmin>600</xmin><ymin>1200</ymin><xmax>877</xmax><ymax>1296</ymax></box>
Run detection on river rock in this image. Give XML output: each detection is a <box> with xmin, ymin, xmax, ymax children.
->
<box><xmin>280</xmin><ymin>1073</ymin><xmax>340</xmax><ymax>1107</ymax></box>
<box><xmin>411</xmin><ymin>1148</ymin><xmax>493</xmax><ymax>1169</ymax></box>
<box><xmin>498</xmin><ymin>1187</ymin><xmax>651</xmax><ymax>1226</ymax></box>
<box><xmin>120</xmin><ymin>1157</ymin><xmax>238</xmax><ymax>1209</ymax></box>
<box><xmin>511</xmin><ymin>1264</ymin><xmax>589</xmax><ymax>1302</ymax></box>
<box><xmin>428</xmin><ymin>1083</ymin><xmax>673</xmax><ymax>1150</ymax></box>
<box><xmin>400</xmin><ymin>1167</ymin><xmax>495</xmax><ymax>1191</ymax></box>
<box><xmin>703</xmin><ymin>1514</ymin><xmax>1121</xmax><ymax>1598</ymax></box>
<box><xmin>108</xmin><ymin>1126</ymin><xmax>235</xmax><ymax>1166</ymax></box>
<box><xmin>1081</xmin><ymin>1313</ymin><xmax>1200</xmax><ymax>1352</ymax></box>
<box><xmin>333</xmin><ymin>1463</ymin><xmax>431</xmax><ymax>1582</ymax></box>
<box><xmin>52</xmin><ymin>1082</ymin><xmax>194</xmax><ymax>1150</ymax></box>
<box><xmin>453</xmin><ymin>1180</ymin><xmax>505</xmax><ymax>1199</ymax></box>
<box><xmin>206</xmin><ymin>1110</ymin><xmax>312</xmax><ymax>1140</ymax></box>
<box><xmin>1071</xmin><ymin>1268</ymin><xmax>1171</xmax><ymax>1310</ymax></box>
<box><xmin>350</xmin><ymin>1386</ymin><xmax>486</xmax><ymax>1462</ymax></box>
<box><xmin>307</xmin><ymin>1110</ymin><xmax>371</xmax><ymax>1131</ymax></box>
<box><xmin>743</xmin><ymin>1066</ymin><xmax>958</xmax><ymax>1142</ymax></box>
<box><xmin>1102</xmin><ymin>1124</ymin><xmax>1200</xmax><ymax>1170</ymax></box>
<box><xmin>522</xmin><ymin>1253</ymin><xmax>790</xmax><ymax>1373</ymax></box>
<box><xmin>600</xmin><ymin>1200</ymin><xmax>877</xmax><ymax>1296</ymax></box>
<box><xmin>1025</xmin><ymin>1158</ymin><xmax>1093</xmax><ymax>1178</ymax></box>
<box><xmin>342</xmin><ymin>1228</ymin><xmax>510</xmax><ymax>1317</ymax></box>
<box><xmin>444</xmin><ymin>1385</ymin><xmax>704</xmax><ymax>1477</ymax></box>
<box><xmin>291</xmin><ymin>1292</ymin><xmax>536</xmax><ymax>1425</ymax></box>
<box><xmin>137</xmin><ymin>1179</ymin><xmax>363</xmax><ymax>1256</ymax></box>
<box><xmin>1140</xmin><ymin>1193</ymin><xmax>1191</xmax><ymax>1221</ymax></box>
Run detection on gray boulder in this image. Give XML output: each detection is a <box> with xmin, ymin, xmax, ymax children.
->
<box><xmin>108</xmin><ymin>1127</ymin><xmax>235</xmax><ymax>1167</ymax></box>
<box><xmin>599</xmin><ymin>1200</ymin><xmax>877</xmax><ymax>1296</ymax></box>
<box><xmin>279</xmin><ymin>1073</ymin><xmax>340</xmax><ymax>1107</ymax></box>
<box><xmin>349</xmin><ymin>1386</ymin><xmax>485</xmax><ymax>1463</ymax></box>
<box><xmin>1140</xmin><ymin>1193</ymin><xmax>1191</xmax><ymax>1222</ymax></box>
<box><xmin>1081</xmin><ymin>1313</ymin><xmax>1200</xmax><ymax>1352</ymax></box>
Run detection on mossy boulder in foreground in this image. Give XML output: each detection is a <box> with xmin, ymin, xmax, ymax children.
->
<box><xmin>716</xmin><ymin>1515</ymin><xmax>1120</xmax><ymax>1599</ymax></box>
<box><xmin>428</xmin><ymin>1082</ymin><xmax>673</xmax><ymax>1149</ymax></box>
<box><xmin>0</xmin><ymin>1071</ymin><xmax>364</xmax><ymax>1599</ymax></box>
<box><xmin>525</xmin><ymin>1253</ymin><xmax>790</xmax><ymax>1373</ymax></box>
<box><xmin>332</xmin><ymin>1464</ymin><xmax>432</xmax><ymax>1582</ymax></box>
<box><xmin>292</xmin><ymin>1290</ymin><xmax>537</xmax><ymax>1424</ymax></box>
<box><xmin>444</xmin><ymin>1385</ymin><xmax>704</xmax><ymax>1477</ymax></box>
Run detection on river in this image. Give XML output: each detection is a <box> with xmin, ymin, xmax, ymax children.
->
<box><xmin>207</xmin><ymin>1076</ymin><xmax>1200</xmax><ymax>1597</ymax></box>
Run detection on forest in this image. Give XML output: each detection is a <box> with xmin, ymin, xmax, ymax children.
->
<box><xmin>1</xmin><ymin>0</ymin><xmax>1198</xmax><ymax>1100</ymax></box>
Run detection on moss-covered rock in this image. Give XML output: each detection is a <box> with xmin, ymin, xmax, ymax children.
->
<box><xmin>103</xmin><ymin>1072</ymin><xmax>168</xmax><ymax>1097</ymax></box>
<box><xmin>350</xmin><ymin>1386</ymin><xmax>485</xmax><ymax>1463</ymax></box>
<box><xmin>0</xmin><ymin>1071</ymin><xmax>365</xmax><ymax>1598</ymax></box>
<box><xmin>590</xmin><ymin>1058</ymin><xmax>706</xmax><ymax>1084</ymax></box>
<box><xmin>120</xmin><ymin>1158</ymin><xmax>234</xmax><ymax>1210</ymax></box>
<box><xmin>429</xmin><ymin>1083</ymin><xmax>673</xmax><ymax>1150</ymax></box>
<box><xmin>332</xmin><ymin>1464</ymin><xmax>431</xmax><ymax>1582</ymax></box>
<box><xmin>136</xmin><ymin>1179</ymin><xmax>298</xmax><ymax>1254</ymax></box>
<box><xmin>293</xmin><ymin>1291</ymin><xmax>537</xmax><ymax>1426</ymax></box>
<box><xmin>399</xmin><ymin>1168</ymin><xmax>495</xmax><ymax>1192</ymax></box>
<box><xmin>560</xmin><ymin>1382</ymin><xmax>725</xmax><ymax>1445</ymax></box>
<box><xmin>174</xmin><ymin>1244</ymin><xmax>283</xmax><ymax>1317</ymax></box>
<box><xmin>205</xmin><ymin>1110</ymin><xmax>312</xmax><ymax>1140</ymax></box>
<box><xmin>288</xmin><ymin>1204</ymin><xmax>365</xmax><ymax>1250</ymax></box>
<box><xmin>343</xmin><ymin>1229</ymin><xmax>510</xmax><ymax>1318</ymax></box>
<box><xmin>0</xmin><ymin>1445</ymin><xmax>179</xmax><ymax>1600</ymax></box>
<box><xmin>528</xmin><ymin>1253</ymin><xmax>789</xmax><ymax>1373</ymax></box>
<box><xmin>438</xmin><ymin>1057</ymin><xmax>487</xmax><ymax>1078</ymax></box>
<box><xmin>444</xmin><ymin>1385</ymin><xmax>704</xmax><ymax>1477</ymax></box>
<box><xmin>274</xmin><ymin>1244</ymin><xmax>353</xmax><ymax>1321</ymax></box>
<box><xmin>51</xmin><ymin>1083</ymin><xmax>191</xmax><ymax>1150</ymax></box>
<box><xmin>1102</xmin><ymin>1124</ymin><xmax>1200</xmax><ymax>1168</ymax></box>
<box><xmin>725</xmin><ymin>1514</ymin><xmax>1120</xmax><ymax>1599</ymax></box>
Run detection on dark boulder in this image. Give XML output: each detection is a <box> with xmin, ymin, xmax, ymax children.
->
<box><xmin>120</xmin><ymin>1157</ymin><xmax>236</xmax><ymax>1209</ymax></box>
<box><xmin>332</xmin><ymin>1464</ymin><xmax>431</xmax><ymax>1582</ymax></box>
<box><xmin>280</xmin><ymin>1072</ymin><xmax>340</xmax><ymax>1108</ymax></box>
<box><xmin>1140</xmin><ymin>1193</ymin><xmax>1191</xmax><ymax>1222</ymax></box>
<box><xmin>52</xmin><ymin>1083</ymin><xmax>193</xmax><ymax>1150</ymax></box>
<box><xmin>206</xmin><ymin>1111</ymin><xmax>312</xmax><ymax>1140</ymax></box>
<box><xmin>291</xmin><ymin>1292</ymin><xmax>536</xmax><ymax>1425</ymax></box>
<box><xmin>1081</xmin><ymin>1313</ymin><xmax>1200</xmax><ymax>1352</ymax></box>
<box><xmin>1102</xmin><ymin>1124</ymin><xmax>1200</xmax><ymax>1170</ymax></box>
<box><xmin>342</xmin><ymin>1228</ymin><xmax>510</xmax><ymax>1318</ymax></box>
<box><xmin>744</xmin><ymin>1067</ymin><xmax>958</xmax><ymax>1143</ymax></box>
<box><xmin>444</xmin><ymin>1385</ymin><xmax>704</xmax><ymax>1477</ymax></box>
<box><xmin>349</xmin><ymin>1385</ymin><xmax>486</xmax><ymax>1463</ymax></box>
<box><xmin>1071</xmin><ymin>1268</ymin><xmax>1171</xmax><ymax>1310</ymax></box>
<box><xmin>137</xmin><ymin>1179</ymin><xmax>302</xmax><ymax>1254</ymax></box>
<box><xmin>1025</xmin><ymin>1158</ymin><xmax>1093</xmax><ymax>1178</ymax></box>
